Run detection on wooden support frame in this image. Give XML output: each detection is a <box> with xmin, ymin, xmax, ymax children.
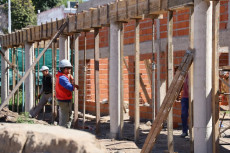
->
<box><xmin>212</xmin><ymin>1</ymin><xmax>220</xmax><ymax>153</ymax></box>
<box><xmin>0</xmin><ymin>21</ymin><xmax>68</xmax><ymax>112</ymax></box>
<box><xmin>134</xmin><ymin>19</ymin><xmax>140</xmax><ymax>142</ymax></box>
<box><xmin>189</xmin><ymin>7</ymin><xmax>194</xmax><ymax>153</ymax></box>
<box><xmin>120</xmin><ymin>23</ymin><xmax>124</xmax><ymax>139</ymax></box>
<box><xmin>167</xmin><ymin>10</ymin><xmax>174</xmax><ymax>153</ymax></box>
<box><xmin>74</xmin><ymin>33</ymin><xmax>80</xmax><ymax>128</ymax></box>
<box><xmin>94</xmin><ymin>28</ymin><xmax>100</xmax><ymax>134</ymax></box>
<box><xmin>83</xmin><ymin>32</ymin><xmax>87</xmax><ymax>129</ymax></box>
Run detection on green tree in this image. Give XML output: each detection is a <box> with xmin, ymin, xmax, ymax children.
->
<box><xmin>0</xmin><ymin>0</ymin><xmax>7</xmax><ymax>5</ymax></box>
<box><xmin>10</xmin><ymin>0</ymin><xmax>36</xmax><ymax>31</ymax></box>
<box><xmin>32</xmin><ymin>0</ymin><xmax>62</xmax><ymax>13</ymax></box>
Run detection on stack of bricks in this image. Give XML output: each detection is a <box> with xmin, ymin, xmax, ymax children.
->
<box><xmin>76</xmin><ymin>0</ymin><xmax>230</xmax><ymax>128</ymax></box>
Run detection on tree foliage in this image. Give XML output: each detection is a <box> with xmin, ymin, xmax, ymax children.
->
<box><xmin>10</xmin><ymin>0</ymin><xmax>36</xmax><ymax>31</ymax></box>
<box><xmin>32</xmin><ymin>0</ymin><xmax>62</xmax><ymax>13</ymax></box>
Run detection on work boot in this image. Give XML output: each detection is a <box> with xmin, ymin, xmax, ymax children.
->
<box><xmin>180</xmin><ymin>133</ymin><xmax>188</xmax><ymax>138</ymax></box>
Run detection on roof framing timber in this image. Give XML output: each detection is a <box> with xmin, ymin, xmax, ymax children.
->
<box><xmin>0</xmin><ymin>0</ymin><xmax>194</xmax><ymax>48</ymax></box>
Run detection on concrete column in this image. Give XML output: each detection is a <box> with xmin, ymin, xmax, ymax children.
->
<box><xmin>25</xmin><ymin>42</ymin><xmax>34</xmax><ymax>112</ymax></box>
<box><xmin>1</xmin><ymin>47</ymin><xmax>9</xmax><ymax>103</ymax></box>
<box><xmin>109</xmin><ymin>21</ymin><xmax>121</xmax><ymax>138</ymax></box>
<box><xmin>194</xmin><ymin>0</ymin><xmax>213</xmax><ymax>152</ymax></box>
<box><xmin>59</xmin><ymin>35</ymin><xmax>68</xmax><ymax>61</ymax></box>
<box><xmin>156</xmin><ymin>19</ymin><xmax>166</xmax><ymax>112</ymax></box>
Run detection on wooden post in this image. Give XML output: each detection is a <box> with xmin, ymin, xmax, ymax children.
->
<box><xmin>134</xmin><ymin>19</ymin><xmax>140</xmax><ymax>142</ymax></box>
<box><xmin>120</xmin><ymin>23</ymin><xmax>124</xmax><ymax>138</ymax></box>
<box><xmin>94</xmin><ymin>28</ymin><xmax>100</xmax><ymax>134</ymax></box>
<box><xmin>12</xmin><ymin>48</ymin><xmax>16</xmax><ymax>112</ymax></box>
<box><xmin>167</xmin><ymin>11</ymin><xmax>174</xmax><ymax>153</ymax></box>
<box><xmin>74</xmin><ymin>33</ymin><xmax>80</xmax><ymax>128</ymax></box>
<box><xmin>52</xmin><ymin>42</ymin><xmax>55</xmax><ymax>123</ymax></box>
<box><xmin>22</xmin><ymin>46</ymin><xmax>25</xmax><ymax>112</ymax></box>
<box><xmin>16</xmin><ymin>48</ymin><xmax>19</xmax><ymax>113</ymax></box>
<box><xmin>212</xmin><ymin>1</ymin><xmax>220</xmax><ymax>153</ymax></box>
<box><xmin>33</xmin><ymin>47</ymin><xmax>36</xmax><ymax>107</ymax></box>
<box><xmin>83</xmin><ymin>32</ymin><xmax>87</xmax><ymax>129</ymax></box>
<box><xmin>151</xmin><ymin>18</ymin><xmax>156</xmax><ymax>121</ymax></box>
<box><xmin>43</xmin><ymin>40</ymin><xmax>45</xmax><ymax>65</ymax></box>
<box><xmin>189</xmin><ymin>7</ymin><xmax>194</xmax><ymax>153</ymax></box>
<box><xmin>37</xmin><ymin>42</ymin><xmax>40</xmax><ymax>107</ymax></box>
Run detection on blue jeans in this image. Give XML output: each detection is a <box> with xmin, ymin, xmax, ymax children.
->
<box><xmin>181</xmin><ymin>97</ymin><xmax>189</xmax><ymax>134</ymax></box>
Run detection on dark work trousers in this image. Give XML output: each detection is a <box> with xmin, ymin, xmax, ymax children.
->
<box><xmin>181</xmin><ymin>97</ymin><xmax>189</xmax><ymax>134</ymax></box>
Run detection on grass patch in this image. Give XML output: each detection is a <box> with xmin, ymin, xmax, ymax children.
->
<box><xmin>16</xmin><ymin>112</ymin><xmax>34</xmax><ymax>124</ymax></box>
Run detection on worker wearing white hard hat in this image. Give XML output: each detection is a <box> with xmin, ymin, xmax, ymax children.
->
<box><xmin>56</xmin><ymin>59</ymin><xmax>79</xmax><ymax>128</ymax></box>
<box><xmin>30</xmin><ymin>65</ymin><xmax>53</xmax><ymax>118</ymax></box>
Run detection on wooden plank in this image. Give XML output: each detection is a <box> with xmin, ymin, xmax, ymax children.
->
<box><xmin>128</xmin><ymin>0</ymin><xmax>137</xmax><ymax>19</ymax></box>
<box><xmin>149</xmin><ymin>0</ymin><xmax>161</xmax><ymax>14</ymax></box>
<box><xmin>52</xmin><ymin>19</ymin><xmax>58</xmax><ymax>35</ymax></box>
<box><xmin>168</xmin><ymin>0</ymin><xmax>193</xmax><ymax>10</ymax></box>
<box><xmin>12</xmin><ymin>48</ymin><xmax>16</xmax><ymax>111</ymax></box>
<box><xmin>134</xmin><ymin>19</ymin><xmax>140</xmax><ymax>142</ymax></box>
<box><xmin>140</xmin><ymin>74</ymin><xmax>151</xmax><ymax>103</ymax></box>
<box><xmin>212</xmin><ymin>2</ymin><xmax>220</xmax><ymax>153</ymax></box>
<box><xmin>117</xmin><ymin>0</ymin><xmax>129</xmax><ymax>22</ymax></box>
<box><xmin>83</xmin><ymin>32</ymin><xmax>87</xmax><ymax>129</ymax></box>
<box><xmin>83</xmin><ymin>11</ymin><xmax>92</xmax><ymax>31</ymax></box>
<box><xmin>91</xmin><ymin>7</ymin><xmax>101</xmax><ymax>28</ymax></box>
<box><xmin>9</xmin><ymin>33</ymin><xmax>13</xmax><ymax>46</ymax></box>
<box><xmin>0</xmin><ymin>21</ymin><xmax>68</xmax><ymax>112</ymax></box>
<box><xmin>100</xmin><ymin>5</ymin><xmax>109</xmax><ymax>26</ymax></box>
<box><xmin>138</xmin><ymin>0</ymin><xmax>148</xmax><ymax>17</ymax></box>
<box><xmin>94</xmin><ymin>28</ymin><xmax>100</xmax><ymax>134</ymax></box>
<box><xmin>120</xmin><ymin>23</ymin><xmax>124</xmax><ymax>139</ymax></box>
<box><xmin>167</xmin><ymin>10</ymin><xmax>174</xmax><ymax>153</ymax></box>
<box><xmin>151</xmin><ymin>17</ymin><xmax>156</xmax><ymax>121</ymax></box>
<box><xmin>109</xmin><ymin>2</ymin><xmax>117</xmax><ymax>22</ymax></box>
<box><xmin>188</xmin><ymin>7</ymin><xmax>194</xmax><ymax>153</ymax></box>
<box><xmin>52</xmin><ymin>42</ymin><xmax>55</xmax><ymax>123</ymax></box>
<box><xmin>69</xmin><ymin>15</ymin><xmax>77</xmax><ymax>33</ymax></box>
<box><xmin>26</xmin><ymin>28</ymin><xmax>33</xmax><ymax>43</ymax></box>
<box><xmin>74</xmin><ymin>33</ymin><xmax>80</xmax><ymax>128</ymax></box>
<box><xmin>144</xmin><ymin>59</ymin><xmax>152</xmax><ymax>85</ymax></box>
<box><xmin>16</xmin><ymin>31</ymin><xmax>20</xmax><ymax>46</ymax></box>
<box><xmin>141</xmin><ymin>50</ymin><xmax>194</xmax><ymax>153</ymax></box>
<box><xmin>76</xmin><ymin>13</ymin><xmax>84</xmax><ymax>32</ymax></box>
<box><xmin>47</xmin><ymin>21</ymin><xmax>52</xmax><ymax>38</ymax></box>
<box><xmin>41</xmin><ymin>23</ymin><xmax>47</xmax><ymax>40</ymax></box>
<box><xmin>34</xmin><ymin>26</ymin><xmax>40</xmax><ymax>41</ymax></box>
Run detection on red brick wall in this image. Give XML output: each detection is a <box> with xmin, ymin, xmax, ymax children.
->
<box><xmin>77</xmin><ymin>2</ymin><xmax>230</xmax><ymax>126</ymax></box>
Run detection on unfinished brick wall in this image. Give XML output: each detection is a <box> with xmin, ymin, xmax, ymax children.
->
<box><xmin>76</xmin><ymin>2</ymin><xmax>230</xmax><ymax>127</ymax></box>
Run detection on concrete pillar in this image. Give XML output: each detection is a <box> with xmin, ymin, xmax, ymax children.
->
<box><xmin>59</xmin><ymin>35</ymin><xmax>68</xmax><ymax>61</ymax></box>
<box><xmin>194</xmin><ymin>0</ymin><xmax>213</xmax><ymax>152</ymax></box>
<box><xmin>156</xmin><ymin>19</ymin><xmax>166</xmax><ymax>112</ymax></box>
<box><xmin>109</xmin><ymin>21</ymin><xmax>121</xmax><ymax>138</ymax></box>
<box><xmin>25</xmin><ymin>42</ymin><xmax>34</xmax><ymax>112</ymax></box>
<box><xmin>1</xmin><ymin>47</ymin><xmax>9</xmax><ymax>103</ymax></box>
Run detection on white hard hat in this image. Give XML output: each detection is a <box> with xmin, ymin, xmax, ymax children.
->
<box><xmin>40</xmin><ymin>66</ymin><xmax>49</xmax><ymax>71</ymax></box>
<box><xmin>59</xmin><ymin>59</ymin><xmax>72</xmax><ymax>68</ymax></box>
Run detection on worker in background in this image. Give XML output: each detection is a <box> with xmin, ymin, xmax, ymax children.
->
<box><xmin>56</xmin><ymin>59</ymin><xmax>79</xmax><ymax>128</ymax></box>
<box><xmin>30</xmin><ymin>66</ymin><xmax>52</xmax><ymax>118</ymax></box>
<box><xmin>181</xmin><ymin>74</ymin><xmax>189</xmax><ymax>138</ymax></box>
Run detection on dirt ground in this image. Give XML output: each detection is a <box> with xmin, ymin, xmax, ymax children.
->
<box><xmin>77</xmin><ymin>108</ymin><xmax>230</xmax><ymax>153</ymax></box>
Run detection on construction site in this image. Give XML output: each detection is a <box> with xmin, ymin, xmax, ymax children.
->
<box><xmin>0</xmin><ymin>0</ymin><xmax>230</xmax><ymax>153</ymax></box>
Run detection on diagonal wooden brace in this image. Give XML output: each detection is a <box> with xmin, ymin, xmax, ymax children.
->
<box><xmin>141</xmin><ymin>49</ymin><xmax>194</xmax><ymax>153</ymax></box>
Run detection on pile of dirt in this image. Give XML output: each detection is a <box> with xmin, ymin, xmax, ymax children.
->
<box><xmin>0</xmin><ymin>123</ymin><xmax>106</xmax><ymax>153</ymax></box>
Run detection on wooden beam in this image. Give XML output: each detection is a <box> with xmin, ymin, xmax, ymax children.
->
<box><xmin>94</xmin><ymin>28</ymin><xmax>100</xmax><ymax>134</ymax></box>
<box><xmin>74</xmin><ymin>33</ymin><xmax>80</xmax><ymax>128</ymax></box>
<box><xmin>167</xmin><ymin>10</ymin><xmax>174</xmax><ymax>153</ymax></box>
<box><xmin>83</xmin><ymin>32</ymin><xmax>87</xmax><ymax>129</ymax></box>
<box><xmin>120</xmin><ymin>23</ymin><xmax>124</xmax><ymax>139</ymax></box>
<box><xmin>141</xmin><ymin>50</ymin><xmax>194</xmax><ymax>153</ymax></box>
<box><xmin>117</xmin><ymin>0</ymin><xmax>129</xmax><ymax>22</ymax></box>
<box><xmin>212</xmin><ymin>1</ymin><xmax>220</xmax><ymax>153</ymax></box>
<box><xmin>189</xmin><ymin>7</ymin><xmax>194</xmax><ymax>153</ymax></box>
<box><xmin>134</xmin><ymin>19</ymin><xmax>140</xmax><ymax>142</ymax></box>
<box><xmin>12</xmin><ymin>48</ymin><xmax>16</xmax><ymax>112</ymax></box>
<box><xmin>144</xmin><ymin>59</ymin><xmax>152</xmax><ymax>85</ymax></box>
<box><xmin>168</xmin><ymin>0</ymin><xmax>193</xmax><ymax>10</ymax></box>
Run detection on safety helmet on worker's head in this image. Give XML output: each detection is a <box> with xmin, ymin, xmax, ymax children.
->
<box><xmin>59</xmin><ymin>59</ymin><xmax>72</xmax><ymax>68</ymax></box>
<box><xmin>40</xmin><ymin>66</ymin><xmax>49</xmax><ymax>72</ymax></box>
